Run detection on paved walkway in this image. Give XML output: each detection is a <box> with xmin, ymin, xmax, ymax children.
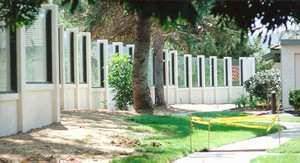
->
<box><xmin>175</xmin><ymin>121</ymin><xmax>300</xmax><ymax>163</ymax></box>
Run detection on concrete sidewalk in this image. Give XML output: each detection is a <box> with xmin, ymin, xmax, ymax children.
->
<box><xmin>175</xmin><ymin>122</ymin><xmax>300</xmax><ymax>163</ymax></box>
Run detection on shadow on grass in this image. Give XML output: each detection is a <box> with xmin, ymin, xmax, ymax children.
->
<box><xmin>126</xmin><ymin>111</ymin><xmax>273</xmax><ymax>138</ymax></box>
<box><xmin>116</xmin><ymin>111</ymin><xmax>285</xmax><ymax>162</ymax></box>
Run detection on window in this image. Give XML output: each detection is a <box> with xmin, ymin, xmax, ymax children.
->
<box><xmin>148</xmin><ymin>50</ymin><xmax>154</xmax><ymax>86</ymax></box>
<box><xmin>198</xmin><ymin>57</ymin><xmax>203</xmax><ymax>87</ymax></box>
<box><xmin>224</xmin><ymin>59</ymin><xmax>229</xmax><ymax>86</ymax></box>
<box><xmin>64</xmin><ymin>31</ymin><xmax>75</xmax><ymax>83</ymax></box>
<box><xmin>210</xmin><ymin>58</ymin><xmax>215</xmax><ymax>87</ymax></box>
<box><xmin>115</xmin><ymin>45</ymin><xmax>119</xmax><ymax>54</ymax></box>
<box><xmin>99</xmin><ymin>43</ymin><xmax>105</xmax><ymax>87</ymax></box>
<box><xmin>185</xmin><ymin>56</ymin><xmax>189</xmax><ymax>87</ymax></box>
<box><xmin>171</xmin><ymin>53</ymin><xmax>175</xmax><ymax>85</ymax></box>
<box><xmin>240</xmin><ymin>59</ymin><xmax>244</xmax><ymax>86</ymax></box>
<box><xmin>163</xmin><ymin>51</ymin><xmax>166</xmax><ymax>85</ymax></box>
<box><xmin>129</xmin><ymin>47</ymin><xmax>133</xmax><ymax>58</ymax></box>
<box><xmin>91</xmin><ymin>42</ymin><xmax>105</xmax><ymax>88</ymax></box>
<box><xmin>0</xmin><ymin>28</ymin><xmax>17</xmax><ymax>93</ymax></box>
<box><xmin>78</xmin><ymin>35</ymin><xmax>87</xmax><ymax>83</ymax></box>
<box><xmin>91</xmin><ymin>42</ymin><xmax>99</xmax><ymax>87</ymax></box>
<box><xmin>58</xmin><ymin>27</ymin><xmax>62</xmax><ymax>84</ymax></box>
<box><xmin>25</xmin><ymin>9</ymin><xmax>52</xmax><ymax>83</ymax></box>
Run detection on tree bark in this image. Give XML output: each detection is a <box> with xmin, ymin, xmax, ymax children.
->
<box><xmin>132</xmin><ymin>13</ymin><xmax>154</xmax><ymax>114</ymax></box>
<box><xmin>153</xmin><ymin>34</ymin><xmax>166</xmax><ymax>106</ymax></box>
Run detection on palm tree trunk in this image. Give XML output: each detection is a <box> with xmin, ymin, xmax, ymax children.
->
<box><xmin>153</xmin><ymin>34</ymin><xmax>166</xmax><ymax>106</ymax></box>
<box><xmin>132</xmin><ymin>13</ymin><xmax>153</xmax><ymax>114</ymax></box>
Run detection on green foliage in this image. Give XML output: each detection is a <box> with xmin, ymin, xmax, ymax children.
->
<box><xmin>211</xmin><ymin>1</ymin><xmax>300</xmax><ymax>44</ymax></box>
<box><xmin>248</xmin><ymin>99</ymin><xmax>257</xmax><ymax>110</ymax></box>
<box><xmin>254</xmin><ymin>52</ymin><xmax>275</xmax><ymax>72</ymax></box>
<box><xmin>289</xmin><ymin>89</ymin><xmax>300</xmax><ymax>115</ymax></box>
<box><xmin>244</xmin><ymin>69</ymin><xmax>281</xmax><ymax>102</ymax></box>
<box><xmin>62</xmin><ymin>0</ymin><xmax>197</xmax><ymax>27</ymax></box>
<box><xmin>107</xmin><ymin>54</ymin><xmax>133</xmax><ymax>110</ymax></box>
<box><xmin>0</xmin><ymin>0</ymin><xmax>47</xmax><ymax>30</ymax></box>
<box><xmin>234</xmin><ymin>95</ymin><xmax>248</xmax><ymax>109</ymax></box>
<box><xmin>165</xmin><ymin>2</ymin><xmax>264</xmax><ymax>59</ymax></box>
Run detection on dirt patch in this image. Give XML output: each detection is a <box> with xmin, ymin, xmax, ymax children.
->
<box><xmin>149</xmin><ymin>141</ymin><xmax>162</xmax><ymax>147</ymax></box>
<box><xmin>0</xmin><ymin>104</ymin><xmax>235</xmax><ymax>162</ymax></box>
<box><xmin>112</xmin><ymin>138</ymin><xmax>141</xmax><ymax>148</ymax></box>
<box><xmin>0</xmin><ymin>110</ymin><xmax>139</xmax><ymax>162</ymax></box>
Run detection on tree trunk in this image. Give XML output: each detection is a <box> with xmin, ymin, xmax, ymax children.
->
<box><xmin>132</xmin><ymin>13</ymin><xmax>154</xmax><ymax>114</ymax></box>
<box><xmin>153</xmin><ymin>34</ymin><xmax>166</xmax><ymax>106</ymax></box>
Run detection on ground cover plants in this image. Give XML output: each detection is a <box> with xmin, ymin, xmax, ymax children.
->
<box><xmin>251</xmin><ymin>137</ymin><xmax>300</xmax><ymax>163</ymax></box>
<box><xmin>114</xmin><ymin>111</ymin><xmax>284</xmax><ymax>162</ymax></box>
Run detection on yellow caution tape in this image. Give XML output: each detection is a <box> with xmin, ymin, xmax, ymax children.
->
<box><xmin>190</xmin><ymin>114</ymin><xmax>279</xmax><ymax>131</ymax></box>
<box><xmin>191</xmin><ymin>116</ymin><xmax>210</xmax><ymax>125</ymax></box>
<box><xmin>210</xmin><ymin>115</ymin><xmax>278</xmax><ymax>123</ymax></box>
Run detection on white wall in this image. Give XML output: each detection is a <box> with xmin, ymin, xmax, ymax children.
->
<box><xmin>281</xmin><ymin>44</ymin><xmax>300</xmax><ymax>109</ymax></box>
<box><xmin>0</xmin><ymin>95</ymin><xmax>18</xmax><ymax>137</ymax></box>
<box><xmin>0</xmin><ymin>5</ymin><xmax>60</xmax><ymax>137</ymax></box>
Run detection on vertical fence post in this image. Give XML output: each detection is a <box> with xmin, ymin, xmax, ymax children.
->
<box><xmin>98</xmin><ymin>39</ymin><xmax>109</xmax><ymax>109</ymax></box>
<box><xmin>84</xmin><ymin>32</ymin><xmax>92</xmax><ymax>109</ymax></box>
<box><xmin>17</xmin><ymin>26</ymin><xmax>26</xmax><ymax>132</ymax></box>
<box><xmin>58</xmin><ymin>25</ymin><xmax>65</xmax><ymax>110</ymax></box>
<box><xmin>271</xmin><ymin>91</ymin><xmax>277</xmax><ymax>114</ymax></box>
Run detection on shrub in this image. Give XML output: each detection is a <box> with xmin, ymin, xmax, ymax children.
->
<box><xmin>107</xmin><ymin>54</ymin><xmax>134</xmax><ymax>110</ymax></box>
<box><xmin>234</xmin><ymin>95</ymin><xmax>248</xmax><ymax>109</ymax></box>
<box><xmin>244</xmin><ymin>69</ymin><xmax>281</xmax><ymax>104</ymax></box>
<box><xmin>289</xmin><ymin>89</ymin><xmax>300</xmax><ymax>115</ymax></box>
<box><xmin>248</xmin><ymin>99</ymin><xmax>256</xmax><ymax>109</ymax></box>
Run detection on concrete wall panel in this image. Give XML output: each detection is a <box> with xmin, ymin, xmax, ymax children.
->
<box><xmin>0</xmin><ymin>98</ymin><xmax>18</xmax><ymax>137</ymax></box>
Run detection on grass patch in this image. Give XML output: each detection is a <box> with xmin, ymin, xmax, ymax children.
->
<box><xmin>251</xmin><ymin>154</ymin><xmax>300</xmax><ymax>163</ymax></box>
<box><xmin>127</xmin><ymin>124</ymin><xmax>157</xmax><ymax>133</ymax></box>
<box><xmin>251</xmin><ymin>137</ymin><xmax>300</xmax><ymax>162</ymax></box>
<box><xmin>269</xmin><ymin>137</ymin><xmax>300</xmax><ymax>153</ymax></box>
<box><xmin>279</xmin><ymin>116</ymin><xmax>300</xmax><ymax>123</ymax></box>
<box><xmin>115</xmin><ymin>111</ymin><xmax>284</xmax><ymax>162</ymax></box>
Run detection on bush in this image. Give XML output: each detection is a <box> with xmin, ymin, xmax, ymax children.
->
<box><xmin>289</xmin><ymin>89</ymin><xmax>300</xmax><ymax>115</ymax></box>
<box><xmin>244</xmin><ymin>69</ymin><xmax>281</xmax><ymax>104</ymax></box>
<box><xmin>234</xmin><ymin>95</ymin><xmax>248</xmax><ymax>109</ymax></box>
<box><xmin>107</xmin><ymin>54</ymin><xmax>134</xmax><ymax>110</ymax></box>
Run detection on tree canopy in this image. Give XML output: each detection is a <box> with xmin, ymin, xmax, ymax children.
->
<box><xmin>0</xmin><ymin>0</ymin><xmax>47</xmax><ymax>29</ymax></box>
<box><xmin>211</xmin><ymin>0</ymin><xmax>300</xmax><ymax>43</ymax></box>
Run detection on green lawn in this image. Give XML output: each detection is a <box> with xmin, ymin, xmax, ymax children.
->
<box><xmin>279</xmin><ymin>116</ymin><xmax>300</xmax><ymax>123</ymax></box>
<box><xmin>251</xmin><ymin>137</ymin><xmax>300</xmax><ymax>163</ymax></box>
<box><xmin>113</xmin><ymin>111</ymin><xmax>284</xmax><ymax>162</ymax></box>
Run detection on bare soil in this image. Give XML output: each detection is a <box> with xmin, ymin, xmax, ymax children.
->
<box><xmin>0</xmin><ymin>104</ymin><xmax>234</xmax><ymax>162</ymax></box>
<box><xmin>0</xmin><ymin>110</ymin><xmax>140</xmax><ymax>162</ymax></box>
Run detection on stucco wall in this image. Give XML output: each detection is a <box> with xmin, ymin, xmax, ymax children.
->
<box><xmin>92</xmin><ymin>89</ymin><xmax>106</xmax><ymax>109</ymax></box>
<box><xmin>24</xmin><ymin>85</ymin><xmax>54</xmax><ymax>132</ymax></box>
<box><xmin>0</xmin><ymin>94</ymin><xmax>18</xmax><ymax>137</ymax></box>
<box><xmin>281</xmin><ymin>44</ymin><xmax>300</xmax><ymax>109</ymax></box>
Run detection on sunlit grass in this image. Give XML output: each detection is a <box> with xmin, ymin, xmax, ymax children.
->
<box><xmin>279</xmin><ymin>116</ymin><xmax>300</xmax><ymax>123</ymax></box>
<box><xmin>251</xmin><ymin>137</ymin><xmax>300</xmax><ymax>162</ymax></box>
<box><xmin>251</xmin><ymin>154</ymin><xmax>300</xmax><ymax>163</ymax></box>
<box><xmin>113</xmin><ymin>111</ymin><xmax>284</xmax><ymax>162</ymax></box>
